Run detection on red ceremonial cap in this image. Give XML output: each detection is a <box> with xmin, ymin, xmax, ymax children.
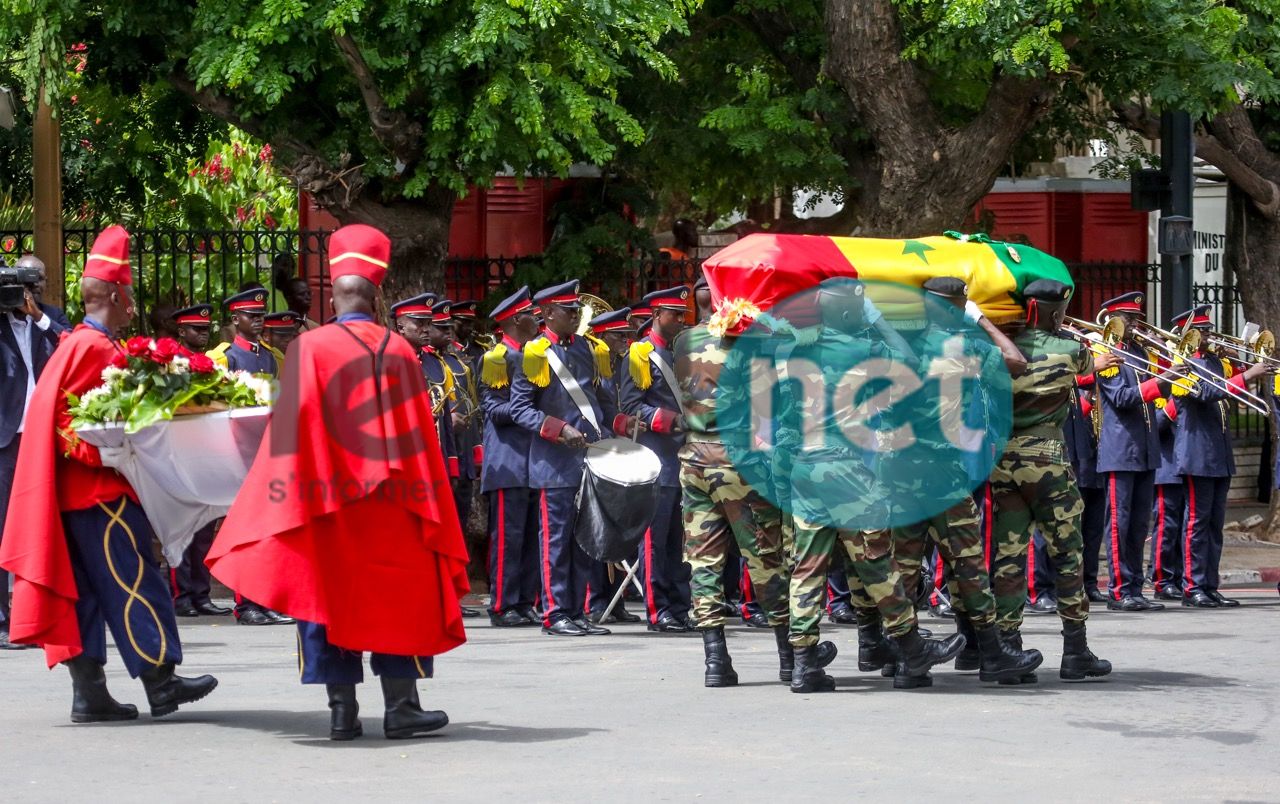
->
<box><xmin>642</xmin><ymin>286</ymin><xmax>691</xmax><ymax>312</ymax></box>
<box><xmin>1099</xmin><ymin>291</ymin><xmax>1144</xmax><ymax>316</ymax></box>
<box><xmin>328</xmin><ymin>224</ymin><xmax>391</xmax><ymax>287</ymax></box>
<box><xmin>1172</xmin><ymin>305</ymin><xmax>1213</xmax><ymax>329</ymax></box>
<box><xmin>83</xmin><ymin>225</ymin><xmax>132</xmax><ymax>286</ymax></box>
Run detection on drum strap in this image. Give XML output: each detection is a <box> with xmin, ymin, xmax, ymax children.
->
<box><xmin>547</xmin><ymin>347</ymin><xmax>602</xmax><ymax>435</ymax></box>
<box><xmin>648</xmin><ymin>351</ymin><xmax>688</xmax><ymax>418</ymax></box>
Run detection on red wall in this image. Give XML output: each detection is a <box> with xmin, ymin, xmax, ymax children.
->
<box><xmin>974</xmin><ymin>190</ymin><xmax>1148</xmax><ymax>263</ymax></box>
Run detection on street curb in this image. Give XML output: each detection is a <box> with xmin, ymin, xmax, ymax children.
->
<box><xmin>1221</xmin><ymin>569</ymin><xmax>1261</xmax><ymax>585</ymax></box>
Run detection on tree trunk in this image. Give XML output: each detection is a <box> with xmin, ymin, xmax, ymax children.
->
<box><xmin>325</xmin><ymin>185</ymin><xmax>456</xmax><ymax>300</ymax></box>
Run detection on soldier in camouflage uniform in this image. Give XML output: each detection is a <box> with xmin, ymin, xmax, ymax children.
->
<box><xmin>773</xmin><ymin>280</ymin><xmax>965</xmax><ymax>691</ymax></box>
<box><xmin>987</xmin><ymin>279</ymin><xmax>1115</xmax><ymax>682</ymax></box>
<box><xmin>878</xmin><ymin>277</ymin><xmax>1044</xmax><ymax>683</ymax></box>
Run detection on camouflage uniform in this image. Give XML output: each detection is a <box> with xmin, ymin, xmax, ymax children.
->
<box><xmin>988</xmin><ymin>328</ymin><xmax>1094</xmax><ymax>632</ymax></box>
<box><xmin>675</xmin><ymin>325</ymin><xmax>790</xmax><ymax>630</ymax></box>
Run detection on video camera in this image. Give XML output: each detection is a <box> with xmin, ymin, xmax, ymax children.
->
<box><xmin>0</xmin><ymin>258</ymin><xmax>42</xmax><ymax>312</ymax></box>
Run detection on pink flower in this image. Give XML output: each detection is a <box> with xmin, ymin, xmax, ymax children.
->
<box><xmin>263</xmin><ymin>214</ymin><xmax>277</xmax><ymax>230</ymax></box>
<box><xmin>258</xmin><ymin>144</ymin><xmax>273</xmax><ymax>162</ymax></box>
<box><xmin>236</xmin><ymin>206</ymin><xmax>248</xmax><ymax>222</ymax></box>
<box><xmin>150</xmin><ymin>338</ymin><xmax>180</xmax><ymax>364</ymax></box>
<box><xmin>221</xmin><ymin>167</ymin><xmax>232</xmax><ymax>183</ymax></box>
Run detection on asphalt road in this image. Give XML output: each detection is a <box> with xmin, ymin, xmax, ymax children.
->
<box><xmin>4</xmin><ymin>587</ymin><xmax>1278</xmax><ymax>802</ymax></box>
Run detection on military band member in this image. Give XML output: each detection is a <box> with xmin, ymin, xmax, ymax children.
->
<box><xmin>619</xmin><ymin>286</ymin><xmax>695</xmax><ymax>632</ymax></box>
<box><xmin>508</xmin><ymin>281</ymin><xmax>641</xmax><ymax>637</ymax></box>
<box><xmin>480</xmin><ymin>288</ymin><xmax>543</xmax><ymax>627</ymax></box>
<box><xmin>437</xmin><ymin>303</ymin><xmax>483</xmax><ymax>580</ymax></box>
<box><xmin>451</xmin><ymin>300</ymin><xmax>487</xmax><ymax>372</ymax></box>
<box><xmin>263</xmin><ymin>310</ymin><xmax>303</xmax><ymax>372</ymax></box>
<box><xmin>1150</xmin><ymin>395</ymin><xmax>1185</xmax><ymax>600</ymax></box>
<box><xmin>393</xmin><ymin>294</ymin><xmax>460</xmax><ymax>479</ymax></box>
<box><xmin>628</xmin><ymin>300</ymin><xmax>652</xmax><ymax>333</ymax></box>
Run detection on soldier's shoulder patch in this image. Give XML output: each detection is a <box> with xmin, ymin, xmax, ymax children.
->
<box><xmin>1098</xmin><ymin>364</ymin><xmax>1120</xmax><ymax>379</ymax></box>
<box><xmin>523</xmin><ymin>337</ymin><xmax>552</xmax><ymax>387</ymax></box>
<box><xmin>629</xmin><ymin>340</ymin><xmax>655</xmax><ymax>389</ymax></box>
<box><xmin>481</xmin><ymin>343</ymin><xmax>510</xmax><ymax>388</ymax></box>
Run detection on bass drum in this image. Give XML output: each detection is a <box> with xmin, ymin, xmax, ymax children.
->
<box><xmin>574</xmin><ymin>437</ymin><xmax>661</xmax><ymax>562</ymax></box>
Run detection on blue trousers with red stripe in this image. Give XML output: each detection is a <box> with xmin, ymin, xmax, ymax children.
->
<box><xmin>486</xmin><ymin>488</ymin><xmax>541</xmax><ymax>615</ymax></box>
<box><xmin>536</xmin><ymin>487</ymin><xmax>594</xmax><ymax>626</ymax></box>
<box><xmin>637</xmin><ymin>486</ymin><xmax>690</xmax><ymax>624</ymax></box>
<box><xmin>64</xmin><ymin>496</ymin><xmax>183</xmax><ymax>677</ymax></box>
<box><xmin>1080</xmin><ymin>486</ymin><xmax>1106</xmax><ymax>591</ymax></box>
<box><xmin>1104</xmin><ymin>470</ymin><xmax>1155</xmax><ymax>600</ymax></box>
<box><xmin>296</xmin><ymin>621</ymin><xmax>432</xmax><ymax>684</ymax></box>
<box><xmin>826</xmin><ymin>566</ymin><xmax>852</xmax><ymax>613</ymax></box>
<box><xmin>1183</xmin><ymin>475</ymin><xmax>1229</xmax><ymax>595</ymax></box>
<box><xmin>1150</xmin><ymin>483</ymin><xmax>1186</xmax><ymax>594</ymax></box>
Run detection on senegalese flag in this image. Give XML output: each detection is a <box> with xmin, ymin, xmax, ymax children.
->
<box><xmin>702</xmin><ymin>231</ymin><xmax>1074</xmax><ymax>326</ymax></box>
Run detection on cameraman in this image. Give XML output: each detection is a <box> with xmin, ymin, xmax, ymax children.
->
<box><xmin>0</xmin><ymin>254</ymin><xmax>64</xmax><ymax>649</ymax></box>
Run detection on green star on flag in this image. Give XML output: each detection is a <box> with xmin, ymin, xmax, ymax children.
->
<box><xmin>902</xmin><ymin>240</ymin><xmax>934</xmax><ymax>264</ymax></box>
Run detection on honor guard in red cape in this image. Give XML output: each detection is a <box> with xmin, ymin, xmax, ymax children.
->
<box><xmin>263</xmin><ymin>310</ymin><xmax>303</xmax><ymax>371</ymax></box>
<box><xmin>1170</xmin><ymin>306</ymin><xmax>1268</xmax><ymax>608</ymax></box>
<box><xmin>583</xmin><ymin>307</ymin><xmax>644</xmax><ymax>625</ymax></box>
<box><xmin>207</xmin><ymin>224</ymin><xmax>469</xmax><ymax>741</ymax></box>
<box><xmin>619</xmin><ymin>286</ymin><xmax>695</xmax><ymax>632</ymax></box>
<box><xmin>167</xmin><ymin>303</ymin><xmax>232</xmax><ymax>619</ymax></box>
<box><xmin>0</xmin><ymin>225</ymin><xmax>219</xmax><ymax>723</ymax></box>
<box><xmin>508</xmin><ymin>280</ymin><xmax>641</xmax><ymax>637</ymax></box>
<box><xmin>209</xmin><ymin>288</ymin><xmax>276</xmax><ymax>376</ymax></box>
<box><xmin>479</xmin><ymin>287</ymin><xmax>544</xmax><ymax>627</ymax></box>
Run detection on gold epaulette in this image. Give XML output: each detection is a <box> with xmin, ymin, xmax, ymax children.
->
<box><xmin>1221</xmin><ymin>358</ymin><xmax>1234</xmax><ymax>379</ymax></box>
<box><xmin>629</xmin><ymin>340</ymin><xmax>655</xmax><ymax>389</ymax></box>
<box><xmin>587</xmin><ymin>335</ymin><xmax>613</xmax><ymax>380</ymax></box>
<box><xmin>206</xmin><ymin>342</ymin><xmax>231</xmax><ymax>369</ymax></box>
<box><xmin>523</xmin><ymin>337</ymin><xmax>552</xmax><ymax>387</ymax></box>
<box><xmin>1171</xmin><ymin>377</ymin><xmax>1196</xmax><ymax>397</ymax></box>
<box><xmin>481</xmin><ymin>343</ymin><xmax>510</xmax><ymax>388</ymax></box>
<box><xmin>1153</xmin><ymin>397</ymin><xmax>1167</xmax><ymax>410</ymax></box>
<box><xmin>441</xmin><ymin>361</ymin><xmax>457</xmax><ymax>400</ymax></box>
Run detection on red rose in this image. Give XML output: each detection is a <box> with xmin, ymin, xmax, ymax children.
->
<box><xmin>177</xmin><ymin>345</ymin><xmax>194</xmax><ymax>358</ymax></box>
<box><xmin>111</xmin><ymin>352</ymin><xmax>129</xmax><ymax>369</ymax></box>
<box><xmin>126</xmin><ymin>336</ymin><xmax>152</xmax><ymax>358</ymax></box>
<box><xmin>189</xmin><ymin>354</ymin><xmax>216</xmax><ymax>374</ymax></box>
<box><xmin>150</xmin><ymin>338</ymin><xmax>180</xmax><ymax>364</ymax></box>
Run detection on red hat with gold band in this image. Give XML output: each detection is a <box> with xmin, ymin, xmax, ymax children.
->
<box><xmin>172</xmin><ymin>304</ymin><xmax>213</xmax><ymax>325</ymax></box>
<box><xmin>83</xmin><ymin>225</ymin><xmax>132</xmax><ymax>285</ymax></box>
<box><xmin>328</xmin><ymin>224</ymin><xmax>391</xmax><ymax>287</ymax></box>
<box><xmin>642</xmin><ymin>285</ymin><xmax>691</xmax><ymax>312</ymax></box>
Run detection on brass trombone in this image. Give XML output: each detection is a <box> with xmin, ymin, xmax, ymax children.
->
<box><xmin>1203</xmin><ymin>327</ymin><xmax>1280</xmax><ymax>368</ymax></box>
<box><xmin>1126</xmin><ymin>321</ymin><xmax>1270</xmax><ymax>413</ymax></box>
<box><xmin>1061</xmin><ymin>317</ymin><xmax>1189</xmax><ymax>383</ymax></box>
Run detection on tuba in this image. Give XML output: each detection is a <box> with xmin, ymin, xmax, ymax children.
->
<box><xmin>576</xmin><ymin>293</ymin><xmax>614</xmax><ymax>335</ymax></box>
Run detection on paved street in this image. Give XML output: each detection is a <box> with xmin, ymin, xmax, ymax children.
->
<box><xmin>4</xmin><ymin>588</ymin><xmax>1278</xmax><ymax>802</ymax></box>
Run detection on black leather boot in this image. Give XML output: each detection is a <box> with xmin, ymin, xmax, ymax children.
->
<box><xmin>975</xmin><ymin>624</ymin><xmax>1044</xmax><ymax>683</ymax></box>
<box><xmin>995</xmin><ymin>630</ymin><xmax>1039</xmax><ymax>685</ymax></box>
<box><xmin>704</xmin><ymin>627</ymin><xmax>739</xmax><ymax>687</ymax></box>
<box><xmin>381</xmin><ymin>677</ymin><xmax>448</xmax><ymax>739</ymax></box>
<box><xmin>855</xmin><ymin>610</ymin><xmax>896</xmax><ymax>675</ymax></box>
<box><xmin>952</xmin><ymin>614</ymin><xmax>980</xmax><ymax>672</ymax></box>
<box><xmin>890</xmin><ymin>626</ymin><xmax>966</xmax><ymax>689</ymax></box>
<box><xmin>773</xmin><ymin>625</ymin><xmax>794</xmax><ymax>684</ymax></box>
<box><xmin>1060</xmin><ymin>621</ymin><xmax>1112</xmax><ymax>680</ymax></box>
<box><xmin>327</xmin><ymin>684</ymin><xmax>362</xmax><ymax>740</ymax></box>
<box><xmin>139</xmin><ymin>663</ymin><xmax>218</xmax><ymax>717</ymax></box>
<box><xmin>66</xmin><ymin>656</ymin><xmax>138</xmax><ymax>723</ymax></box>
<box><xmin>789</xmin><ymin>646</ymin><xmax>836</xmax><ymax>693</ymax></box>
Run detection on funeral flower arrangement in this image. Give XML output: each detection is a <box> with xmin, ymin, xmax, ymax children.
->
<box><xmin>69</xmin><ymin>336</ymin><xmax>275</xmax><ymax>434</ymax></box>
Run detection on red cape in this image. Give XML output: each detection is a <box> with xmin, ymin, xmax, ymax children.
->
<box><xmin>207</xmin><ymin>321</ymin><xmax>469</xmax><ymax>656</ymax></box>
<box><xmin>0</xmin><ymin>325</ymin><xmax>133</xmax><ymax>666</ymax></box>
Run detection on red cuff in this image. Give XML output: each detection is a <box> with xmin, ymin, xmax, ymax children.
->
<box><xmin>1140</xmin><ymin>379</ymin><xmax>1163</xmax><ymax>403</ymax></box>
<box><xmin>447</xmin><ymin>456</ymin><xmax>460</xmax><ymax>478</ymax></box>
<box><xmin>472</xmin><ymin>444</ymin><xmax>484</xmax><ymax>466</ymax></box>
<box><xmin>1076</xmin><ymin>373</ymin><xmax>1096</xmax><ymax>387</ymax></box>
<box><xmin>1079</xmin><ymin>398</ymin><xmax>1093</xmax><ymax>417</ymax></box>
<box><xmin>1165</xmin><ymin>400</ymin><xmax>1178</xmax><ymax>420</ymax></box>
<box><xmin>540</xmin><ymin>416</ymin><xmax>568</xmax><ymax>442</ymax></box>
<box><xmin>650</xmin><ymin>409</ymin><xmax>678</xmax><ymax>434</ymax></box>
<box><xmin>611</xmin><ymin>414</ymin><xmax>631</xmax><ymax>436</ymax></box>
<box><xmin>1227</xmin><ymin>373</ymin><xmax>1247</xmax><ymax>393</ymax></box>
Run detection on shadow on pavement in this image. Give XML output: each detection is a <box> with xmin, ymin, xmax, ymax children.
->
<box><xmin>823</xmin><ymin>668</ymin><xmax>1237</xmax><ymax>695</ymax></box>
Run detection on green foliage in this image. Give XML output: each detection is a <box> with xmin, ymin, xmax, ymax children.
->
<box><xmin>541</xmin><ymin>179</ymin><xmax>657</xmax><ymax>286</ymax></box>
<box><xmin>175</xmin><ymin>137</ymin><xmax>298</xmax><ymax>230</ymax></box>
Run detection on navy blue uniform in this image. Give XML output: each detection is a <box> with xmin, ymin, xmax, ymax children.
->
<box><xmin>1095</xmin><ymin>339</ymin><xmax>1159</xmax><ymax>600</ymax></box>
<box><xmin>222</xmin><ymin>335</ymin><xmax>278</xmax><ymax>376</ymax></box>
<box><xmin>480</xmin><ymin>335</ymin><xmax>540</xmax><ymax>617</ymax></box>
<box><xmin>444</xmin><ymin>349</ymin><xmax>480</xmax><ymax>532</ymax></box>
<box><xmin>585</xmin><ymin>351</ymin><xmax>630</xmax><ymax>617</ymax></box>
<box><xmin>1150</xmin><ymin>399</ymin><xmax>1185</xmax><ymax>595</ymax></box>
<box><xmin>509</xmin><ymin>331</ymin><xmax>624</xmax><ymax>626</ymax></box>
<box><xmin>618</xmin><ymin>331</ymin><xmax>691</xmax><ymax>625</ymax></box>
<box><xmin>419</xmin><ymin>346</ymin><xmax>459</xmax><ymax>476</ymax></box>
<box><xmin>296</xmin><ymin>621</ymin><xmax>432</xmax><ymax>684</ymax></box>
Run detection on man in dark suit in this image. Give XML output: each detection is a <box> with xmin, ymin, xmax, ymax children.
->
<box><xmin>1</xmin><ymin>259</ymin><xmax>63</xmax><ymax>649</ymax></box>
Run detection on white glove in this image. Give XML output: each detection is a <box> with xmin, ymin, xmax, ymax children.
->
<box><xmin>96</xmin><ymin>444</ymin><xmax>129</xmax><ymax>469</ymax></box>
<box><xmin>964</xmin><ymin>300</ymin><xmax>985</xmax><ymax>324</ymax></box>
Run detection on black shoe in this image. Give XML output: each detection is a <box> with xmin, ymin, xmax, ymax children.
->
<box><xmin>1182</xmin><ymin>590</ymin><xmax>1218</xmax><ymax>608</ymax></box>
<box><xmin>542</xmin><ymin>618</ymin><xmax>587</xmax><ymax>636</ymax></box>
<box><xmin>461</xmin><ymin>607</ymin><xmax>483</xmax><ymax>618</ymax></box>
<box><xmin>827</xmin><ymin>603</ymin><xmax>858</xmax><ymax>625</ymax></box>
<box><xmin>928</xmin><ymin>599</ymin><xmax>955</xmax><ymax>618</ymax></box>
<box><xmin>890</xmin><ymin>627</ymin><xmax>966</xmax><ymax>689</ymax></box>
<box><xmin>993</xmin><ymin>630</ymin><xmax>1040</xmax><ymax>685</ymax></box>
<box><xmin>380</xmin><ymin>677</ymin><xmax>447</xmax><ymax>739</ymax></box>
<box><xmin>741</xmin><ymin>610</ymin><xmax>769</xmax><ymax>628</ymax></box>
<box><xmin>139</xmin><ymin>663</ymin><xmax>218</xmax><ymax>717</ymax></box>
<box><xmin>952</xmin><ymin>614</ymin><xmax>981</xmax><ymax>672</ymax></box>
<box><xmin>789</xmin><ymin>646</ymin><xmax>836</xmax><ymax>693</ymax></box>
<box><xmin>647</xmin><ymin>614</ymin><xmax>690</xmax><ymax>633</ymax></box>
<box><xmin>1027</xmin><ymin>596</ymin><xmax>1057</xmax><ymax>615</ymax></box>
<box><xmin>703</xmin><ymin>626</ymin><xmax>739</xmax><ymax>688</ymax></box>
<box><xmin>1060</xmin><ymin>621</ymin><xmax>1112</xmax><ymax>680</ymax></box>
<box><xmin>489</xmin><ymin>610</ymin><xmax>530</xmax><ymax>627</ymax></box>
<box><xmin>1085</xmin><ymin>587</ymin><xmax>1109</xmax><ymax>604</ymax></box>
<box><xmin>855</xmin><ymin>620</ymin><xmax>897</xmax><ymax>676</ymax></box>
<box><xmin>66</xmin><ymin>656</ymin><xmax>139</xmax><ymax>723</ymax></box>
<box><xmin>1132</xmin><ymin>595</ymin><xmax>1164</xmax><ymax>611</ymax></box>
<box><xmin>1106</xmin><ymin>596</ymin><xmax>1145</xmax><ymax>612</ymax></box>
<box><xmin>236</xmin><ymin>607</ymin><xmax>274</xmax><ymax>625</ymax></box>
<box><xmin>327</xmin><ymin>684</ymin><xmax>362</xmax><ymax>740</ymax></box>
<box><xmin>975</xmin><ymin>624</ymin><xmax>1044</xmax><ymax>683</ymax></box>
<box><xmin>517</xmin><ymin>606</ymin><xmax>541</xmax><ymax>625</ymax></box>
<box><xmin>1207</xmin><ymin>590</ymin><xmax>1240</xmax><ymax>608</ymax></box>
<box><xmin>571</xmin><ymin>616</ymin><xmax>611</xmax><ymax>636</ymax></box>
<box><xmin>916</xmin><ymin>625</ymin><xmax>932</xmax><ymax>638</ymax></box>
<box><xmin>1153</xmin><ymin>586</ymin><xmax>1183</xmax><ymax>601</ymax></box>
<box><xmin>613</xmin><ymin>607</ymin><xmax>642</xmax><ymax>623</ymax></box>
<box><xmin>173</xmin><ymin>602</ymin><xmax>200</xmax><ymax>618</ymax></box>
<box><xmin>265</xmin><ymin>609</ymin><xmax>297</xmax><ymax>625</ymax></box>
<box><xmin>679</xmin><ymin>613</ymin><xmax>699</xmax><ymax>630</ymax></box>
<box><xmin>195</xmin><ymin>601</ymin><xmax>232</xmax><ymax>616</ymax></box>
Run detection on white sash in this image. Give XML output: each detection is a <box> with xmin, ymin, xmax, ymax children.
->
<box><xmin>547</xmin><ymin>346</ymin><xmax>602</xmax><ymax>434</ymax></box>
<box><xmin>648</xmin><ymin>350</ymin><xmax>688</xmax><ymax>418</ymax></box>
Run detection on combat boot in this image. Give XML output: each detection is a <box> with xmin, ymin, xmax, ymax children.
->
<box><xmin>952</xmin><ymin>614</ymin><xmax>981</xmax><ymax>672</ymax></box>
<box><xmin>139</xmin><ymin>662</ymin><xmax>218</xmax><ymax>717</ymax></box>
<box><xmin>890</xmin><ymin>626</ymin><xmax>966</xmax><ymax>689</ymax></box>
<box><xmin>381</xmin><ymin>676</ymin><xmax>448</xmax><ymax>739</ymax></box>
<box><xmin>996</xmin><ymin>630</ymin><xmax>1039</xmax><ymax>685</ymax></box>
<box><xmin>774</xmin><ymin>625</ymin><xmax>836</xmax><ymax>683</ymax></box>
<box><xmin>326</xmin><ymin>684</ymin><xmax>362</xmax><ymax>740</ymax></box>
<box><xmin>855</xmin><ymin>610</ymin><xmax>896</xmax><ymax>676</ymax></box>
<box><xmin>704</xmin><ymin>627</ymin><xmax>739</xmax><ymax>687</ymax></box>
<box><xmin>975</xmin><ymin>624</ymin><xmax>1044</xmax><ymax>683</ymax></box>
<box><xmin>789</xmin><ymin>646</ymin><xmax>836</xmax><ymax>693</ymax></box>
<box><xmin>66</xmin><ymin>656</ymin><xmax>138</xmax><ymax>723</ymax></box>
<box><xmin>1060</xmin><ymin>621</ymin><xmax>1112</xmax><ymax>680</ymax></box>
